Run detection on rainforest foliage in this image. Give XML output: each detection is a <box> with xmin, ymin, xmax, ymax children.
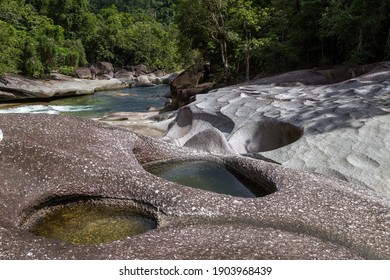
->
<box><xmin>1</xmin><ymin>0</ymin><xmax>390</xmax><ymax>81</ymax></box>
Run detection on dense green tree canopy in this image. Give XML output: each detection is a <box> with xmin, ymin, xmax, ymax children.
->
<box><xmin>0</xmin><ymin>0</ymin><xmax>86</xmax><ymax>76</ymax></box>
<box><xmin>0</xmin><ymin>20</ymin><xmax>22</xmax><ymax>75</ymax></box>
<box><xmin>0</xmin><ymin>0</ymin><xmax>181</xmax><ymax>76</ymax></box>
<box><xmin>320</xmin><ymin>0</ymin><xmax>390</xmax><ymax>64</ymax></box>
<box><xmin>175</xmin><ymin>0</ymin><xmax>273</xmax><ymax>80</ymax></box>
<box><xmin>2</xmin><ymin>0</ymin><xmax>390</xmax><ymax>81</ymax></box>
<box><xmin>89</xmin><ymin>0</ymin><xmax>175</xmax><ymax>23</ymax></box>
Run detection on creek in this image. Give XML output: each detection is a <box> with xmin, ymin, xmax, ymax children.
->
<box><xmin>0</xmin><ymin>85</ymin><xmax>169</xmax><ymax>117</ymax></box>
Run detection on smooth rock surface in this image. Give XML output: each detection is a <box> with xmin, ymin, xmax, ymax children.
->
<box><xmin>97</xmin><ymin>111</ymin><xmax>174</xmax><ymax>138</ymax></box>
<box><xmin>0</xmin><ymin>74</ymin><xmax>126</xmax><ymax>101</ymax></box>
<box><xmin>1</xmin><ymin>114</ymin><xmax>390</xmax><ymax>259</ymax></box>
<box><xmin>163</xmin><ymin>62</ymin><xmax>390</xmax><ymax>197</ymax></box>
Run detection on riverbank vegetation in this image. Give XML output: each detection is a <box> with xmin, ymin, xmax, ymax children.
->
<box><xmin>1</xmin><ymin>0</ymin><xmax>390</xmax><ymax>82</ymax></box>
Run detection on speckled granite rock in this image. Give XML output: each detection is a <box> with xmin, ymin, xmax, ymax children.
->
<box><xmin>163</xmin><ymin>62</ymin><xmax>390</xmax><ymax>197</ymax></box>
<box><xmin>1</xmin><ymin>114</ymin><xmax>390</xmax><ymax>259</ymax></box>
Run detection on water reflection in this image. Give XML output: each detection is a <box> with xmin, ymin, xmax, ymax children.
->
<box><xmin>146</xmin><ymin>161</ymin><xmax>259</xmax><ymax>198</ymax></box>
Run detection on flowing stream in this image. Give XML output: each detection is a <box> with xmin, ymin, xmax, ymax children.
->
<box><xmin>0</xmin><ymin>85</ymin><xmax>169</xmax><ymax>117</ymax></box>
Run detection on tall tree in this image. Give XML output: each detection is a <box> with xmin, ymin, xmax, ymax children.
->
<box><xmin>228</xmin><ymin>0</ymin><xmax>272</xmax><ymax>81</ymax></box>
<box><xmin>267</xmin><ymin>0</ymin><xmax>329</xmax><ymax>69</ymax></box>
<box><xmin>89</xmin><ymin>0</ymin><xmax>175</xmax><ymax>23</ymax></box>
<box><xmin>320</xmin><ymin>0</ymin><xmax>390</xmax><ymax>64</ymax></box>
<box><xmin>175</xmin><ymin>0</ymin><xmax>273</xmax><ymax>80</ymax></box>
<box><xmin>175</xmin><ymin>0</ymin><xmax>230</xmax><ymax>72</ymax></box>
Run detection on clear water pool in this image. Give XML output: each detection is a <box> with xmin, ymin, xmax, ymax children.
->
<box><xmin>146</xmin><ymin>160</ymin><xmax>261</xmax><ymax>198</ymax></box>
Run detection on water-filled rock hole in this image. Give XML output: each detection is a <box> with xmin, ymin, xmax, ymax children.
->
<box><xmin>22</xmin><ymin>198</ymin><xmax>157</xmax><ymax>245</ymax></box>
<box><xmin>145</xmin><ymin>160</ymin><xmax>274</xmax><ymax>198</ymax></box>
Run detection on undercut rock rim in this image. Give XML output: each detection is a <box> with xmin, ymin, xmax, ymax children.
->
<box><xmin>142</xmin><ymin>157</ymin><xmax>278</xmax><ymax>198</ymax></box>
<box><xmin>19</xmin><ymin>196</ymin><xmax>160</xmax><ymax>245</ymax></box>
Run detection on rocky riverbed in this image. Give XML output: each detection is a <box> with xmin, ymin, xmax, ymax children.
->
<box><xmin>0</xmin><ymin>63</ymin><xmax>178</xmax><ymax>102</ymax></box>
<box><xmin>2</xmin><ymin>63</ymin><xmax>390</xmax><ymax>259</ymax></box>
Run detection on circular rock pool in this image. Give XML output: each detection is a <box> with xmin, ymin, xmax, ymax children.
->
<box><xmin>23</xmin><ymin>200</ymin><xmax>157</xmax><ymax>245</ymax></box>
<box><xmin>145</xmin><ymin>160</ymin><xmax>274</xmax><ymax>198</ymax></box>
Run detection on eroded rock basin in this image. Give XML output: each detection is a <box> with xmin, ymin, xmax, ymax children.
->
<box><xmin>22</xmin><ymin>199</ymin><xmax>157</xmax><ymax>245</ymax></box>
<box><xmin>145</xmin><ymin>160</ymin><xmax>272</xmax><ymax>198</ymax></box>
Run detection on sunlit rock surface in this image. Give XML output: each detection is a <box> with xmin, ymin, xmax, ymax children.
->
<box><xmin>163</xmin><ymin>62</ymin><xmax>390</xmax><ymax>197</ymax></box>
<box><xmin>1</xmin><ymin>114</ymin><xmax>390</xmax><ymax>259</ymax></box>
<box><xmin>0</xmin><ymin>74</ymin><xmax>126</xmax><ymax>101</ymax></box>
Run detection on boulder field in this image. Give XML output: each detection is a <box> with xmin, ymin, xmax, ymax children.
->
<box><xmin>1</xmin><ymin>114</ymin><xmax>390</xmax><ymax>259</ymax></box>
<box><xmin>163</xmin><ymin>62</ymin><xmax>390</xmax><ymax>198</ymax></box>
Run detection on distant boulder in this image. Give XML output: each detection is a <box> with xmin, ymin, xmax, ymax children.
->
<box><xmin>75</xmin><ymin>67</ymin><xmax>93</xmax><ymax>79</ymax></box>
<box><xmin>171</xmin><ymin>64</ymin><xmax>211</xmax><ymax>90</ymax></box>
<box><xmin>93</xmin><ymin>62</ymin><xmax>114</xmax><ymax>80</ymax></box>
<box><xmin>114</xmin><ymin>69</ymin><xmax>134</xmax><ymax>81</ymax></box>
<box><xmin>134</xmin><ymin>74</ymin><xmax>155</xmax><ymax>87</ymax></box>
<box><xmin>153</xmin><ymin>69</ymin><xmax>165</xmax><ymax>78</ymax></box>
<box><xmin>168</xmin><ymin>64</ymin><xmax>214</xmax><ymax>109</ymax></box>
<box><xmin>137</xmin><ymin>74</ymin><xmax>152</xmax><ymax>84</ymax></box>
<box><xmin>133</xmin><ymin>64</ymin><xmax>149</xmax><ymax>76</ymax></box>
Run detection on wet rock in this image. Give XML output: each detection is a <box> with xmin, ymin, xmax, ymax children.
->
<box><xmin>97</xmin><ymin>111</ymin><xmax>173</xmax><ymax>138</ymax></box>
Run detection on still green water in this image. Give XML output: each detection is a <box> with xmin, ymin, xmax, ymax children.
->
<box><xmin>30</xmin><ymin>204</ymin><xmax>157</xmax><ymax>244</ymax></box>
<box><xmin>146</xmin><ymin>161</ymin><xmax>257</xmax><ymax>198</ymax></box>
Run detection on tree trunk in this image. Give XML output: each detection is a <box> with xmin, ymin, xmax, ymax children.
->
<box><xmin>220</xmin><ymin>40</ymin><xmax>229</xmax><ymax>72</ymax></box>
<box><xmin>246</xmin><ymin>51</ymin><xmax>250</xmax><ymax>82</ymax></box>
